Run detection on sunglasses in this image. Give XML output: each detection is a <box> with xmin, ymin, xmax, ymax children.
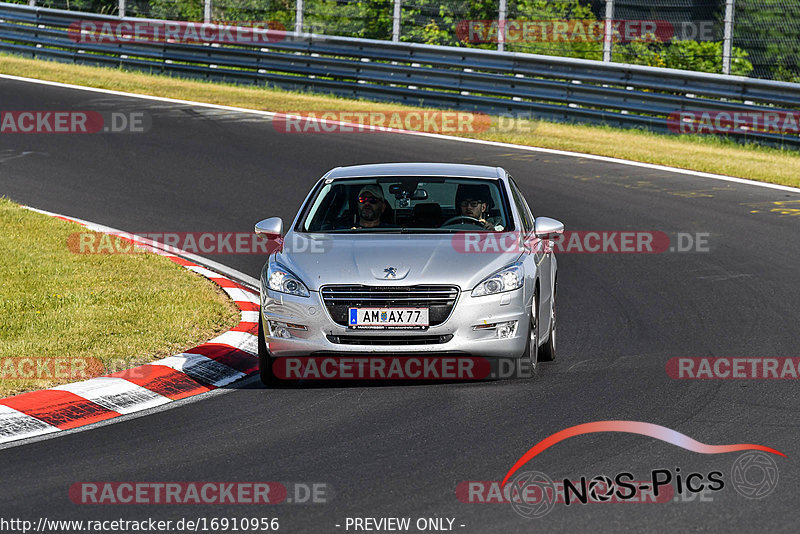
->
<box><xmin>459</xmin><ymin>200</ymin><xmax>484</xmax><ymax>208</ymax></box>
<box><xmin>358</xmin><ymin>195</ymin><xmax>381</xmax><ymax>204</ymax></box>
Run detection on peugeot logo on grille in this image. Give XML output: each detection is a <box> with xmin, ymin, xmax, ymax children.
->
<box><xmin>383</xmin><ymin>267</ymin><xmax>398</xmax><ymax>279</ymax></box>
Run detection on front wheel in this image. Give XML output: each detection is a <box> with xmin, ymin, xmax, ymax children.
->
<box><xmin>538</xmin><ymin>284</ymin><xmax>556</xmax><ymax>362</ymax></box>
<box><xmin>258</xmin><ymin>313</ymin><xmax>277</xmax><ymax>386</ymax></box>
<box><xmin>523</xmin><ymin>292</ymin><xmax>539</xmax><ymax>378</ymax></box>
<box><xmin>258</xmin><ymin>313</ymin><xmax>299</xmax><ymax>386</ymax></box>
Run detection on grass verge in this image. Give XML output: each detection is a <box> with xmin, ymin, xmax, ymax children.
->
<box><xmin>1</xmin><ymin>54</ymin><xmax>799</xmax><ymax>187</ymax></box>
<box><xmin>0</xmin><ymin>197</ymin><xmax>240</xmax><ymax>398</ymax></box>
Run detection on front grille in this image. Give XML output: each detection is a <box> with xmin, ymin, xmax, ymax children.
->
<box><xmin>320</xmin><ymin>285</ymin><xmax>459</xmax><ymax>328</ymax></box>
<box><xmin>327</xmin><ymin>334</ymin><xmax>454</xmax><ymax>345</ymax></box>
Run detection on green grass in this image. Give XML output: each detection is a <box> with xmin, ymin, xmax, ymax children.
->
<box><xmin>0</xmin><ymin>197</ymin><xmax>240</xmax><ymax>397</ymax></box>
<box><xmin>1</xmin><ymin>53</ymin><xmax>799</xmax><ymax>187</ymax></box>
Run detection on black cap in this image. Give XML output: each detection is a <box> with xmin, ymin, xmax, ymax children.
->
<box><xmin>456</xmin><ymin>184</ymin><xmax>491</xmax><ymax>204</ymax></box>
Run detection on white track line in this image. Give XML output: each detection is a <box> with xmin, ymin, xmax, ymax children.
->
<box><xmin>152</xmin><ymin>353</ymin><xmax>246</xmax><ymax>388</ymax></box>
<box><xmin>0</xmin><ymin>405</ymin><xmax>60</xmax><ymax>444</ymax></box>
<box><xmin>2</xmin><ymin>72</ymin><xmax>799</xmax><ymax>195</ymax></box>
<box><xmin>240</xmin><ymin>310</ymin><xmax>261</xmax><ymax>323</ymax></box>
<box><xmin>222</xmin><ymin>287</ymin><xmax>260</xmax><ymax>303</ymax></box>
<box><xmin>208</xmin><ymin>331</ymin><xmax>259</xmax><ymax>356</ymax></box>
<box><xmin>52</xmin><ymin>378</ymin><xmax>172</xmax><ymax>414</ymax></box>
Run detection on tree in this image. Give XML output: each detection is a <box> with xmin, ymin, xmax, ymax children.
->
<box><xmin>733</xmin><ymin>0</ymin><xmax>800</xmax><ymax>81</ymax></box>
<box><xmin>303</xmin><ymin>0</ymin><xmax>393</xmax><ymax>39</ymax></box>
<box><xmin>615</xmin><ymin>39</ymin><xmax>754</xmax><ymax>76</ymax></box>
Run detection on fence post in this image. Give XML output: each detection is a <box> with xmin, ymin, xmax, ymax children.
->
<box><xmin>498</xmin><ymin>0</ymin><xmax>507</xmax><ymax>52</ymax></box>
<box><xmin>603</xmin><ymin>0</ymin><xmax>614</xmax><ymax>62</ymax></box>
<box><xmin>28</xmin><ymin>0</ymin><xmax>35</xmax><ymax>6</ymax></box>
<box><xmin>204</xmin><ymin>0</ymin><xmax>211</xmax><ymax>23</ymax></box>
<box><xmin>722</xmin><ymin>0</ymin><xmax>735</xmax><ymax>74</ymax></box>
<box><xmin>392</xmin><ymin>0</ymin><xmax>401</xmax><ymax>42</ymax></box>
<box><xmin>295</xmin><ymin>0</ymin><xmax>304</xmax><ymax>34</ymax></box>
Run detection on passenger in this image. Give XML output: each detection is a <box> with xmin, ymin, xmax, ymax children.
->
<box><xmin>456</xmin><ymin>184</ymin><xmax>503</xmax><ymax>230</ymax></box>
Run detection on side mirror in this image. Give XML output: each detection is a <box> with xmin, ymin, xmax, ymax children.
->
<box><xmin>254</xmin><ymin>217</ymin><xmax>283</xmax><ymax>237</ymax></box>
<box><xmin>534</xmin><ymin>217</ymin><xmax>564</xmax><ymax>237</ymax></box>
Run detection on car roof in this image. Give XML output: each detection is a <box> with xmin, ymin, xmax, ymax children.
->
<box><xmin>324</xmin><ymin>163</ymin><xmax>505</xmax><ymax>180</ymax></box>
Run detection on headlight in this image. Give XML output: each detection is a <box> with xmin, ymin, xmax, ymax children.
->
<box><xmin>472</xmin><ymin>262</ymin><xmax>524</xmax><ymax>297</ymax></box>
<box><xmin>266</xmin><ymin>262</ymin><xmax>310</xmax><ymax>297</ymax></box>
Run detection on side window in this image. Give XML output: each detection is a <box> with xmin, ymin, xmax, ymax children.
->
<box><xmin>519</xmin><ymin>185</ymin><xmax>535</xmax><ymax>222</ymax></box>
<box><xmin>508</xmin><ymin>178</ymin><xmax>534</xmax><ymax>233</ymax></box>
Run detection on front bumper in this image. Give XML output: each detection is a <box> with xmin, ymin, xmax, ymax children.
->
<box><xmin>260</xmin><ymin>286</ymin><xmax>529</xmax><ymax>358</ymax></box>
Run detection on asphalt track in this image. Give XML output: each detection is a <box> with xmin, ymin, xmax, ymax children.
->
<box><xmin>1</xmin><ymin>76</ymin><xmax>799</xmax><ymax>532</ymax></box>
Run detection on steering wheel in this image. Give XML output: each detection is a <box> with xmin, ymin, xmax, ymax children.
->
<box><xmin>441</xmin><ymin>215</ymin><xmax>485</xmax><ymax>227</ymax></box>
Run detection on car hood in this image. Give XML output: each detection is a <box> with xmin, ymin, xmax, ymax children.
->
<box><xmin>275</xmin><ymin>232</ymin><xmax>522</xmax><ymax>291</ymax></box>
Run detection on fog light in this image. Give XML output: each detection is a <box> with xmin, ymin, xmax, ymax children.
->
<box><xmin>496</xmin><ymin>320</ymin><xmax>518</xmax><ymax>339</ymax></box>
<box><xmin>269</xmin><ymin>321</ymin><xmax>293</xmax><ymax>339</ymax></box>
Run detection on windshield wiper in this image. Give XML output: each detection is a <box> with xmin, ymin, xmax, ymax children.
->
<box><xmin>322</xmin><ymin>228</ymin><xmax>403</xmax><ymax>233</ymax></box>
<box><xmin>399</xmin><ymin>227</ymin><xmax>460</xmax><ymax>233</ymax></box>
<box><xmin>318</xmin><ymin>227</ymin><xmax>464</xmax><ymax>234</ymax></box>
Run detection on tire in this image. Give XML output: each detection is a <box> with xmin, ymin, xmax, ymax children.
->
<box><xmin>538</xmin><ymin>283</ymin><xmax>556</xmax><ymax>362</ymax></box>
<box><xmin>258</xmin><ymin>313</ymin><xmax>300</xmax><ymax>386</ymax></box>
<box><xmin>523</xmin><ymin>291</ymin><xmax>539</xmax><ymax>378</ymax></box>
<box><xmin>258</xmin><ymin>313</ymin><xmax>278</xmax><ymax>386</ymax></box>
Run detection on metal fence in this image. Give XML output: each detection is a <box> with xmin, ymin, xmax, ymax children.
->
<box><xmin>10</xmin><ymin>0</ymin><xmax>800</xmax><ymax>82</ymax></box>
<box><xmin>1</xmin><ymin>2</ymin><xmax>799</xmax><ymax>147</ymax></box>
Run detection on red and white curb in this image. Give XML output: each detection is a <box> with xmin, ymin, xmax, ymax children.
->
<box><xmin>0</xmin><ymin>208</ymin><xmax>261</xmax><ymax>445</ymax></box>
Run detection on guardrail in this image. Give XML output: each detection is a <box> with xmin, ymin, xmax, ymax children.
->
<box><xmin>1</xmin><ymin>2</ymin><xmax>799</xmax><ymax>147</ymax></box>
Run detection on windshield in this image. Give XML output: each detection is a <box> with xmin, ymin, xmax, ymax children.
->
<box><xmin>299</xmin><ymin>177</ymin><xmax>513</xmax><ymax>233</ymax></box>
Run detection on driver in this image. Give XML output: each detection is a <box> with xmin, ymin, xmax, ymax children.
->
<box><xmin>456</xmin><ymin>184</ymin><xmax>503</xmax><ymax>231</ymax></box>
<box><xmin>349</xmin><ymin>185</ymin><xmax>396</xmax><ymax>229</ymax></box>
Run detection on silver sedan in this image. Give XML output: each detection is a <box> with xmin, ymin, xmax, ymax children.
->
<box><xmin>254</xmin><ymin>163</ymin><xmax>563</xmax><ymax>383</ymax></box>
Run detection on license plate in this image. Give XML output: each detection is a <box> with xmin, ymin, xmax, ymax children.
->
<box><xmin>348</xmin><ymin>307</ymin><xmax>429</xmax><ymax>328</ymax></box>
